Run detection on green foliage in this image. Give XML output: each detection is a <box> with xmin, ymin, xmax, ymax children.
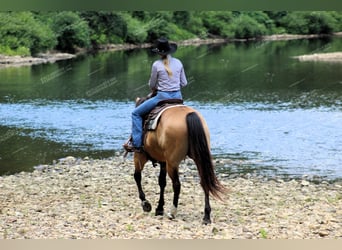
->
<box><xmin>280</xmin><ymin>11</ymin><xmax>340</xmax><ymax>34</ymax></box>
<box><xmin>145</xmin><ymin>11</ymin><xmax>173</xmax><ymax>41</ymax></box>
<box><xmin>184</xmin><ymin>12</ymin><xmax>207</xmax><ymax>38</ymax></box>
<box><xmin>244</xmin><ymin>11</ymin><xmax>276</xmax><ymax>34</ymax></box>
<box><xmin>0</xmin><ymin>11</ymin><xmax>56</xmax><ymax>55</ymax></box>
<box><xmin>305</xmin><ymin>12</ymin><xmax>337</xmax><ymax>34</ymax></box>
<box><xmin>199</xmin><ymin>11</ymin><xmax>234</xmax><ymax>37</ymax></box>
<box><xmin>80</xmin><ymin>11</ymin><xmax>126</xmax><ymax>46</ymax></box>
<box><xmin>0</xmin><ymin>45</ymin><xmax>30</xmax><ymax>56</ymax></box>
<box><xmin>330</xmin><ymin>11</ymin><xmax>342</xmax><ymax>31</ymax></box>
<box><xmin>168</xmin><ymin>23</ymin><xmax>196</xmax><ymax>41</ymax></box>
<box><xmin>121</xmin><ymin>13</ymin><xmax>148</xmax><ymax>44</ymax></box>
<box><xmin>0</xmin><ymin>11</ymin><xmax>341</xmax><ymax>56</ymax></box>
<box><xmin>51</xmin><ymin>11</ymin><xmax>90</xmax><ymax>52</ymax></box>
<box><xmin>173</xmin><ymin>11</ymin><xmax>191</xmax><ymax>27</ymax></box>
<box><xmin>280</xmin><ymin>12</ymin><xmax>309</xmax><ymax>34</ymax></box>
<box><xmin>259</xmin><ymin>228</ymin><xmax>268</xmax><ymax>239</ymax></box>
<box><xmin>232</xmin><ymin>14</ymin><xmax>267</xmax><ymax>39</ymax></box>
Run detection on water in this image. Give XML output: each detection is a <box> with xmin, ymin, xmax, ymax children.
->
<box><xmin>1</xmin><ymin>37</ymin><xmax>342</xmax><ymax>179</ymax></box>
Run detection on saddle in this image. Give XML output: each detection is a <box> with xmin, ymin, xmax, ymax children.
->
<box><xmin>143</xmin><ymin>99</ymin><xmax>184</xmax><ymax>131</ymax></box>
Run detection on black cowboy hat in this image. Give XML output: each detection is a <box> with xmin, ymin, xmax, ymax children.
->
<box><xmin>151</xmin><ymin>37</ymin><xmax>177</xmax><ymax>55</ymax></box>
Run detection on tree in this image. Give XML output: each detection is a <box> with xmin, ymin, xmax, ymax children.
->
<box><xmin>0</xmin><ymin>11</ymin><xmax>56</xmax><ymax>55</ymax></box>
<box><xmin>80</xmin><ymin>11</ymin><xmax>127</xmax><ymax>46</ymax></box>
<box><xmin>305</xmin><ymin>12</ymin><xmax>337</xmax><ymax>34</ymax></box>
<box><xmin>121</xmin><ymin>12</ymin><xmax>148</xmax><ymax>44</ymax></box>
<box><xmin>51</xmin><ymin>11</ymin><xmax>90</xmax><ymax>53</ymax></box>
<box><xmin>279</xmin><ymin>11</ymin><xmax>338</xmax><ymax>35</ymax></box>
<box><xmin>173</xmin><ymin>11</ymin><xmax>191</xmax><ymax>27</ymax></box>
<box><xmin>232</xmin><ymin>14</ymin><xmax>267</xmax><ymax>39</ymax></box>
<box><xmin>199</xmin><ymin>11</ymin><xmax>234</xmax><ymax>38</ymax></box>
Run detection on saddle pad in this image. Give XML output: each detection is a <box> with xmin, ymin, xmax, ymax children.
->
<box><xmin>147</xmin><ymin>104</ymin><xmax>185</xmax><ymax>130</ymax></box>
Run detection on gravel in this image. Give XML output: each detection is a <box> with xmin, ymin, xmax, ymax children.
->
<box><xmin>0</xmin><ymin>155</ymin><xmax>341</xmax><ymax>239</ymax></box>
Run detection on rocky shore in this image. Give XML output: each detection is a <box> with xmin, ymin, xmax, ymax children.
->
<box><xmin>0</xmin><ymin>52</ymin><xmax>76</xmax><ymax>68</ymax></box>
<box><xmin>0</xmin><ymin>155</ymin><xmax>341</xmax><ymax>239</ymax></box>
<box><xmin>293</xmin><ymin>52</ymin><xmax>342</xmax><ymax>62</ymax></box>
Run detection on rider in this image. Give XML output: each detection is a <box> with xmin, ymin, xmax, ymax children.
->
<box><xmin>123</xmin><ymin>37</ymin><xmax>188</xmax><ymax>152</ymax></box>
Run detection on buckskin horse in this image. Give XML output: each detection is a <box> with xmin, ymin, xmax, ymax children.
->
<box><xmin>128</xmin><ymin>96</ymin><xmax>225</xmax><ymax>224</ymax></box>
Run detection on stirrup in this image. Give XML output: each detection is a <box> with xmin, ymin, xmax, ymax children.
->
<box><xmin>123</xmin><ymin>139</ymin><xmax>143</xmax><ymax>154</ymax></box>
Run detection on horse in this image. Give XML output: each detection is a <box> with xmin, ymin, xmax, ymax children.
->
<box><xmin>130</xmin><ymin>97</ymin><xmax>225</xmax><ymax>224</ymax></box>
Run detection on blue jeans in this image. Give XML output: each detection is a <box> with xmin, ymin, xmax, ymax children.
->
<box><xmin>132</xmin><ymin>90</ymin><xmax>182</xmax><ymax>147</ymax></box>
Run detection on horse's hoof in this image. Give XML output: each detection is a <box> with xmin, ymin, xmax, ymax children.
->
<box><xmin>141</xmin><ymin>200</ymin><xmax>152</xmax><ymax>212</ymax></box>
<box><xmin>167</xmin><ymin>212</ymin><xmax>175</xmax><ymax>220</ymax></box>
<box><xmin>202</xmin><ymin>218</ymin><xmax>211</xmax><ymax>225</ymax></box>
<box><xmin>155</xmin><ymin>209</ymin><xmax>164</xmax><ymax>216</ymax></box>
<box><xmin>167</xmin><ymin>205</ymin><xmax>177</xmax><ymax>220</ymax></box>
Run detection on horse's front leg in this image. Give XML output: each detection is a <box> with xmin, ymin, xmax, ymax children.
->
<box><xmin>134</xmin><ymin>153</ymin><xmax>151</xmax><ymax>212</ymax></box>
<box><xmin>155</xmin><ymin>162</ymin><xmax>167</xmax><ymax>216</ymax></box>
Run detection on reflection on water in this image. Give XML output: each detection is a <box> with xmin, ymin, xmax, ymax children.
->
<box><xmin>1</xmin><ymin>38</ymin><xmax>342</xmax><ymax>179</ymax></box>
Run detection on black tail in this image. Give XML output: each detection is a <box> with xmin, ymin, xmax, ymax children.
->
<box><xmin>186</xmin><ymin>112</ymin><xmax>224</xmax><ymax>199</ymax></box>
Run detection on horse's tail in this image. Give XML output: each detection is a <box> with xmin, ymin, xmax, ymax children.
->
<box><xmin>186</xmin><ymin>112</ymin><xmax>225</xmax><ymax>200</ymax></box>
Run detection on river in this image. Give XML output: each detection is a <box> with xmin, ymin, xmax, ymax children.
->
<box><xmin>1</xmin><ymin>37</ymin><xmax>342</xmax><ymax>180</ymax></box>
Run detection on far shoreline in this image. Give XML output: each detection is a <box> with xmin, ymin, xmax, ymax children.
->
<box><xmin>1</xmin><ymin>33</ymin><xmax>342</xmax><ymax>68</ymax></box>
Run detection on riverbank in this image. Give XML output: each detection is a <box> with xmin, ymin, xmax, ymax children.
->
<box><xmin>293</xmin><ymin>52</ymin><xmax>342</xmax><ymax>62</ymax></box>
<box><xmin>0</xmin><ymin>52</ymin><xmax>76</xmax><ymax>68</ymax></box>
<box><xmin>0</xmin><ymin>155</ymin><xmax>341</xmax><ymax>239</ymax></box>
<box><xmin>1</xmin><ymin>33</ymin><xmax>342</xmax><ymax>68</ymax></box>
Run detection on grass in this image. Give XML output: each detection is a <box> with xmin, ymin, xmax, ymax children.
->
<box><xmin>259</xmin><ymin>228</ymin><xmax>268</xmax><ymax>239</ymax></box>
<box><xmin>126</xmin><ymin>224</ymin><xmax>134</xmax><ymax>231</ymax></box>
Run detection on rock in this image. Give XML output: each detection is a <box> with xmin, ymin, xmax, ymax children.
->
<box><xmin>318</xmin><ymin>231</ymin><xmax>329</xmax><ymax>237</ymax></box>
<box><xmin>59</xmin><ymin>156</ymin><xmax>76</xmax><ymax>165</ymax></box>
<box><xmin>301</xmin><ymin>180</ymin><xmax>310</xmax><ymax>186</ymax></box>
<box><xmin>33</xmin><ymin>165</ymin><xmax>49</xmax><ymax>171</ymax></box>
<box><xmin>212</xmin><ymin>227</ymin><xmax>219</xmax><ymax>235</ymax></box>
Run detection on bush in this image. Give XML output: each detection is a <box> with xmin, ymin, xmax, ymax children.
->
<box><xmin>51</xmin><ymin>11</ymin><xmax>90</xmax><ymax>52</ymax></box>
<box><xmin>0</xmin><ymin>45</ymin><xmax>30</xmax><ymax>56</ymax></box>
<box><xmin>0</xmin><ymin>12</ymin><xmax>56</xmax><ymax>55</ymax></box>
<box><xmin>173</xmin><ymin>11</ymin><xmax>191</xmax><ymax>27</ymax></box>
<box><xmin>245</xmin><ymin>11</ymin><xmax>276</xmax><ymax>34</ymax></box>
<box><xmin>330</xmin><ymin>11</ymin><xmax>342</xmax><ymax>31</ymax></box>
<box><xmin>232</xmin><ymin>15</ymin><xmax>267</xmax><ymax>39</ymax></box>
<box><xmin>121</xmin><ymin>13</ymin><xmax>147</xmax><ymax>44</ymax></box>
<box><xmin>280</xmin><ymin>11</ymin><xmax>339</xmax><ymax>34</ymax></box>
<box><xmin>168</xmin><ymin>23</ymin><xmax>196</xmax><ymax>41</ymax></box>
<box><xmin>305</xmin><ymin>12</ymin><xmax>337</xmax><ymax>34</ymax></box>
<box><xmin>279</xmin><ymin>12</ymin><xmax>308</xmax><ymax>34</ymax></box>
<box><xmin>80</xmin><ymin>11</ymin><xmax>127</xmax><ymax>46</ymax></box>
<box><xmin>145</xmin><ymin>12</ymin><xmax>173</xmax><ymax>42</ymax></box>
<box><xmin>185</xmin><ymin>12</ymin><xmax>208</xmax><ymax>38</ymax></box>
<box><xmin>200</xmin><ymin>11</ymin><xmax>234</xmax><ymax>37</ymax></box>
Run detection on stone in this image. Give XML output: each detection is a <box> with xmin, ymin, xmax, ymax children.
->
<box><xmin>301</xmin><ymin>180</ymin><xmax>310</xmax><ymax>186</ymax></box>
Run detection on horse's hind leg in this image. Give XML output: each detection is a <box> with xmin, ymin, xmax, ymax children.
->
<box><xmin>203</xmin><ymin>191</ymin><xmax>212</xmax><ymax>224</ymax></box>
<box><xmin>167</xmin><ymin>165</ymin><xmax>181</xmax><ymax>220</ymax></box>
<box><xmin>134</xmin><ymin>155</ymin><xmax>152</xmax><ymax>212</ymax></box>
<box><xmin>155</xmin><ymin>162</ymin><xmax>167</xmax><ymax>216</ymax></box>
